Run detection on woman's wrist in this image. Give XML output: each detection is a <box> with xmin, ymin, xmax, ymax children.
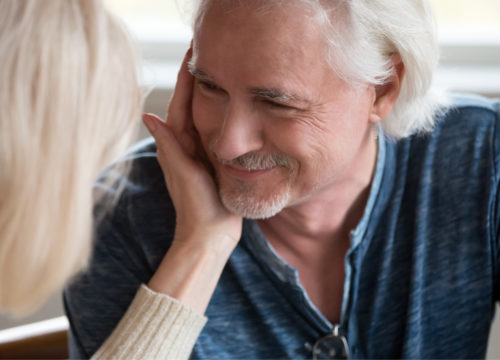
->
<box><xmin>148</xmin><ymin>232</ymin><xmax>237</xmax><ymax>313</ymax></box>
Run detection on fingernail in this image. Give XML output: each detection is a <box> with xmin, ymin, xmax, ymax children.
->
<box><xmin>142</xmin><ymin>114</ymin><xmax>157</xmax><ymax>133</ymax></box>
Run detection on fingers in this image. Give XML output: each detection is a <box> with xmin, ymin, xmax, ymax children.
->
<box><xmin>142</xmin><ymin>113</ymin><xmax>195</xmax><ymax>175</ymax></box>
<box><xmin>167</xmin><ymin>48</ymin><xmax>194</xmax><ymax>136</ymax></box>
<box><xmin>143</xmin><ymin>112</ymin><xmax>223</xmax><ymax>223</ymax></box>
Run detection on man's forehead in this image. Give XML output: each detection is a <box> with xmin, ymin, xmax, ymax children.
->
<box><xmin>189</xmin><ymin>1</ymin><xmax>335</xmax><ymax>108</ymax></box>
<box><xmin>194</xmin><ymin>0</ymin><xmax>321</xmax><ymax>48</ymax></box>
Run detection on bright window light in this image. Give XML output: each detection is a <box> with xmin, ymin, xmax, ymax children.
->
<box><xmin>104</xmin><ymin>0</ymin><xmax>500</xmax><ymax>43</ymax></box>
<box><xmin>432</xmin><ymin>0</ymin><xmax>500</xmax><ymax>43</ymax></box>
<box><xmin>104</xmin><ymin>1</ymin><xmax>500</xmax><ymax>95</ymax></box>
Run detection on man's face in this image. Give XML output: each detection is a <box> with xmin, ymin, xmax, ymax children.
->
<box><xmin>191</xmin><ymin>0</ymin><xmax>377</xmax><ymax>219</ymax></box>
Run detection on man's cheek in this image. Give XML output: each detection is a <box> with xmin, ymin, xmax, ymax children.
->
<box><xmin>191</xmin><ymin>92</ymin><xmax>204</xmax><ymax>132</ymax></box>
<box><xmin>192</xmin><ymin>95</ymin><xmax>220</xmax><ymax>138</ymax></box>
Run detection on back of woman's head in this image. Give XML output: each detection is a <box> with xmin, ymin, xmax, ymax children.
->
<box><xmin>0</xmin><ymin>0</ymin><xmax>142</xmax><ymax>314</ymax></box>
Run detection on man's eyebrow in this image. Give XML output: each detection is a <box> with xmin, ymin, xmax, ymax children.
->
<box><xmin>188</xmin><ymin>64</ymin><xmax>313</xmax><ymax>107</ymax></box>
<box><xmin>251</xmin><ymin>87</ymin><xmax>312</xmax><ymax>106</ymax></box>
<box><xmin>187</xmin><ymin>64</ymin><xmax>215</xmax><ymax>83</ymax></box>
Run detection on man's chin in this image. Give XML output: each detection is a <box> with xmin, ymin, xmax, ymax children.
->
<box><xmin>219</xmin><ymin>188</ymin><xmax>291</xmax><ymax>220</ymax></box>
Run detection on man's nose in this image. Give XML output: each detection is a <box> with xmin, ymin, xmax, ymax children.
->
<box><xmin>211</xmin><ymin>103</ymin><xmax>263</xmax><ymax>161</ymax></box>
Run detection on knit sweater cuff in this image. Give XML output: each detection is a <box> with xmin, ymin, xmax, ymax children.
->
<box><xmin>92</xmin><ymin>284</ymin><xmax>207</xmax><ymax>360</ymax></box>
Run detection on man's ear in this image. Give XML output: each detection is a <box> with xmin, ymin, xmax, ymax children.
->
<box><xmin>369</xmin><ymin>54</ymin><xmax>405</xmax><ymax>123</ymax></box>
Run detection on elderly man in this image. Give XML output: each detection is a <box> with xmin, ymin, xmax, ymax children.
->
<box><xmin>65</xmin><ymin>0</ymin><xmax>500</xmax><ymax>358</ymax></box>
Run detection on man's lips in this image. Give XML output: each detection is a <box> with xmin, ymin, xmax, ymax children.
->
<box><xmin>221</xmin><ymin>163</ymin><xmax>276</xmax><ymax>180</ymax></box>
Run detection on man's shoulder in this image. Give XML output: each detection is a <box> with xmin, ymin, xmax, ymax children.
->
<box><xmin>96</xmin><ymin>137</ymin><xmax>163</xmax><ymax>196</ymax></box>
<box><xmin>448</xmin><ymin>93</ymin><xmax>499</xmax><ymax>113</ymax></box>
<box><xmin>95</xmin><ymin>136</ymin><xmax>170</xmax><ymax>230</ymax></box>
<box><xmin>440</xmin><ymin>93</ymin><xmax>499</xmax><ymax>132</ymax></box>
<box><xmin>395</xmin><ymin>93</ymin><xmax>500</xmax><ymax>189</ymax></box>
<box><xmin>122</xmin><ymin>136</ymin><xmax>160</xmax><ymax>183</ymax></box>
<box><xmin>94</xmin><ymin>137</ymin><xmax>175</xmax><ymax>265</ymax></box>
<box><xmin>404</xmin><ymin>93</ymin><xmax>500</xmax><ymax>147</ymax></box>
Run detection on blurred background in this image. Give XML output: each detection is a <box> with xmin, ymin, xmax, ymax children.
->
<box><xmin>1</xmin><ymin>0</ymin><xmax>499</xmax><ymax>357</ymax></box>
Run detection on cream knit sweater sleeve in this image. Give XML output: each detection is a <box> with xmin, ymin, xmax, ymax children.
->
<box><xmin>91</xmin><ymin>284</ymin><xmax>207</xmax><ymax>360</ymax></box>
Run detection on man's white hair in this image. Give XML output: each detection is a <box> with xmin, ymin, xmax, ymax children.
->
<box><xmin>183</xmin><ymin>0</ymin><xmax>448</xmax><ymax>139</ymax></box>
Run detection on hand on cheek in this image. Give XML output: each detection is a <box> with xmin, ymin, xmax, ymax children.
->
<box><xmin>142</xmin><ymin>49</ymin><xmax>243</xmax><ymax>314</ymax></box>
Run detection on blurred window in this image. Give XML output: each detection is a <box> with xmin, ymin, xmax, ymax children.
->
<box><xmin>104</xmin><ymin>0</ymin><xmax>500</xmax><ymax>94</ymax></box>
<box><xmin>105</xmin><ymin>0</ymin><xmax>500</xmax><ymax>45</ymax></box>
<box><xmin>432</xmin><ymin>0</ymin><xmax>500</xmax><ymax>43</ymax></box>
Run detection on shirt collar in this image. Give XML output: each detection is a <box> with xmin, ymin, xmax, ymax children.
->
<box><xmin>349</xmin><ymin>125</ymin><xmax>387</xmax><ymax>249</ymax></box>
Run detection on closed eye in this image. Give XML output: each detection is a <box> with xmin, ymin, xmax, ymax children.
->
<box><xmin>262</xmin><ymin>99</ymin><xmax>295</xmax><ymax>110</ymax></box>
<box><xmin>197</xmin><ymin>80</ymin><xmax>222</xmax><ymax>92</ymax></box>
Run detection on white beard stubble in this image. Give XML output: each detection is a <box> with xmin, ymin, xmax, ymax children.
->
<box><xmin>215</xmin><ymin>152</ymin><xmax>296</xmax><ymax>219</ymax></box>
<box><xmin>219</xmin><ymin>180</ymin><xmax>292</xmax><ymax>219</ymax></box>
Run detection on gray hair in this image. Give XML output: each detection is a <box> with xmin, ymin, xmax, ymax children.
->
<box><xmin>184</xmin><ymin>0</ymin><xmax>448</xmax><ymax>139</ymax></box>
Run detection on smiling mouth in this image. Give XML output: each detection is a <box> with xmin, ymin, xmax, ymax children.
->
<box><xmin>222</xmin><ymin>163</ymin><xmax>277</xmax><ymax>180</ymax></box>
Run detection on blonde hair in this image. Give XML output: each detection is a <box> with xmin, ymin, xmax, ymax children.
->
<box><xmin>0</xmin><ymin>0</ymin><xmax>142</xmax><ymax>314</ymax></box>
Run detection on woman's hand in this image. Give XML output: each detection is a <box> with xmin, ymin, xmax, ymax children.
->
<box><xmin>142</xmin><ymin>48</ymin><xmax>243</xmax><ymax>313</ymax></box>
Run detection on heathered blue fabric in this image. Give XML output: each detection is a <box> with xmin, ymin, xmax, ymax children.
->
<box><xmin>64</xmin><ymin>94</ymin><xmax>500</xmax><ymax>359</ymax></box>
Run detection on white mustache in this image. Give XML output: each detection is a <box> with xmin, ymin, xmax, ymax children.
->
<box><xmin>219</xmin><ymin>152</ymin><xmax>297</xmax><ymax>171</ymax></box>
